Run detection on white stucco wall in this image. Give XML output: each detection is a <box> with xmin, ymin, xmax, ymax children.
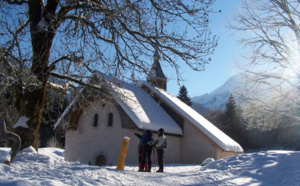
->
<box><xmin>160</xmin><ymin>135</ymin><xmax>181</xmax><ymax>164</ymax></box>
<box><xmin>64</xmin><ymin>99</ymin><xmax>185</xmax><ymax>166</ymax></box>
<box><xmin>64</xmin><ymin>99</ymin><xmax>239</xmax><ymax>166</ymax></box>
<box><xmin>181</xmin><ymin>120</ymin><xmax>218</xmax><ymax>164</ymax></box>
<box><xmin>65</xmin><ymin>100</ymin><xmax>142</xmax><ymax>165</ymax></box>
<box><xmin>180</xmin><ymin>119</ymin><xmax>242</xmax><ymax>164</ymax></box>
<box><xmin>216</xmin><ymin>147</ymin><xmax>242</xmax><ymax>160</ymax></box>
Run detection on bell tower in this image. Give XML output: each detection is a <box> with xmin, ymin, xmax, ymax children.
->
<box><xmin>146</xmin><ymin>50</ymin><xmax>167</xmax><ymax>90</ymax></box>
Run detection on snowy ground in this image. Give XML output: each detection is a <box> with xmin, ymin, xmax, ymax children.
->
<box><xmin>0</xmin><ymin>147</ymin><xmax>299</xmax><ymax>186</ymax></box>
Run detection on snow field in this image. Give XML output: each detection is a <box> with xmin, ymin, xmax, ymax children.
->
<box><xmin>0</xmin><ymin>147</ymin><xmax>299</xmax><ymax>185</ymax></box>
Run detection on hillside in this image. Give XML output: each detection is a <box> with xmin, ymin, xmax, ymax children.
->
<box><xmin>192</xmin><ymin>73</ymin><xmax>244</xmax><ymax>112</ymax></box>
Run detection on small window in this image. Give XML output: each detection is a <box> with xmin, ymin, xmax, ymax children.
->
<box><xmin>96</xmin><ymin>155</ymin><xmax>107</xmax><ymax>166</ymax></box>
<box><xmin>93</xmin><ymin>114</ymin><xmax>98</xmax><ymax>127</ymax></box>
<box><xmin>108</xmin><ymin>113</ymin><xmax>113</xmax><ymax>126</ymax></box>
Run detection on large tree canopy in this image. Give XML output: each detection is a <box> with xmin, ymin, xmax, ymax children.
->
<box><xmin>0</xmin><ymin>0</ymin><xmax>218</xmax><ymax>150</ymax></box>
<box><xmin>228</xmin><ymin>0</ymin><xmax>300</xmax><ymax>129</ymax></box>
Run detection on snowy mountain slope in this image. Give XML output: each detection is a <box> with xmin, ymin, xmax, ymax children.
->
<box><xmin>191</xmin><ymin>72</ymin><xmax>293</xmax><ymax>113</ymax></box>
<box><xmin>192</xmin><ymin>73</ymin><xmax>244</xmax><ymax>111</ymax></box>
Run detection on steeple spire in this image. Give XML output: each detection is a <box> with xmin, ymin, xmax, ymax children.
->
<box><xmin>146</xmin><ymin>50</ymin><xmax>167</xmax><ymax>90</ymax></box>
<box><xmin>153</xmin><ymin>49</ymin><xmax>160</xmax><ymax>61</ymax></box>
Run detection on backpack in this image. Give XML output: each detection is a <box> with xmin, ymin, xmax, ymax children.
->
<box><xmin>147</xmin><ymin>138</ymin><xmax>155</xmax><ymax>146</ymax></box>
<box><xmin>163</xmin><ymin>138</ymin><xmax>167</xmax><ymax>148</ymax></box>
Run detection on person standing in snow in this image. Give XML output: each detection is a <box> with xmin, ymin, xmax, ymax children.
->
<box><xmin>135</xmin><ymin>130</ymin><xmax>154</xmax><ymax>171</ymax></box>
<box><xmin>134</xmin><ymin>130</ymin><xmax>147</xmax><ymax>171</ymax></box>
<box><xmin>155</xmin><ymin>128</ymin><xmax>167</xmax><ymax>173</ymax></box>
<box><xmin>143</xmin><ymin>130</ymin><xmax>154</xmax><ymax>172</ymax></box>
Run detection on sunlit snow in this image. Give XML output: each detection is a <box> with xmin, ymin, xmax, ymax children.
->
<box><xmin>0</xmin><ymin>147</ymin><xmax>299</xmax><ymax>185</ymax></box>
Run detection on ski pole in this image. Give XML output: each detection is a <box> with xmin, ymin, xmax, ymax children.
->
<box><xmin>153</xmin><ymin>147</ymin><xmax>158</xmax><ymax>171</ymax></box>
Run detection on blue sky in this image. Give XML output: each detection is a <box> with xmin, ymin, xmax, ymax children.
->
<box><xmin>165</xmin><ymin>0</ymin><xmax>242</xmax><ymax>97</ymax></box>
<box><xmin>1</xmin><ymin>1</ymin><xmax>241</xmax><ymax>98</ymax></box>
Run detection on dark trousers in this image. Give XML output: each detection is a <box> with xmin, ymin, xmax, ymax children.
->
<box><xmin>138</xmin><ymin>148</ymin><xmax>143</xmax><ymax>169</ymax></box>
<box><xmin>157</xmin><ymin>149</ymin><xmax>164</xmax><ymax>171</ymax></box>
<box><xmin>139</xmin><ymin>146</ymin><xmax>146</xmax><ymax>170</ymax></box>
<box><xmin>143</xmin><ymin>145</ymin><xmax>152</xmax><ymax>170</ymax></box>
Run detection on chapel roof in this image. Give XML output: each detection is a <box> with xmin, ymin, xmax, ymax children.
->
<box><xmin>139</xmin><ymin>81</ymin><xmax>244</xmax><ymax>153</ymax></box>
<box><xmin>111</xmin><ymin>80</ymin><xmax>182</xmax><ymax>135</ymax></box>
<box><xmin>54</xmin><ymin>73</ymin><xmax>243</xmax><ymax>153</ymax></box>
<box><xmin>53</xmin><ymin>73</ymin><xmax>182</xmax><ymax>135</ymax></box>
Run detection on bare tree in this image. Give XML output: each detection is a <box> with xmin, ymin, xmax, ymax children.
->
<box><xmin>227</xmin><ymin>0</ymin><xmax>300</xmax><ymax>128</ymax></box>
<box><xmin>0</xmin><ymin>0</ymin><xmax>218</xmax><ymax>150</ymax></box>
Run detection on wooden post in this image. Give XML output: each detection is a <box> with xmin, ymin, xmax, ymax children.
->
<box><xmin>116</xmin><ymin>136</ymin><xmax>130</xmax><ymax>170</ymax></box>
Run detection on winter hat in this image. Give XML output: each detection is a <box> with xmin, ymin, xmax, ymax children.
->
<box><xmin>146</xmin><ymin>130</ymin><xmax>153</xmax><ymax>137</ymax></box>
<box><xmin>158</xmin><ymin>128</ymin><xmax>164</xmax><ymax>133</ymax></box>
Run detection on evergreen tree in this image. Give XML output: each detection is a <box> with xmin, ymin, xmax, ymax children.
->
<box><xmin>177</xmin><ymin>85</ymin><xmax>192</xmax><ymax>106</ymax></box>
<box><xmin>224</xmin><ymin>94</ymin><xmax>247</xmax><ymax>148</ymax></box>
<box><xmin>225</xmin><ymin>94</ymin><xmax>238</xmax><ymax>127</ymax></box>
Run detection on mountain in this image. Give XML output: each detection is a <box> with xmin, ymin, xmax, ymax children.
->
<box><xmin>192</xmin><ymin>73</ymin><xmax>244</xmax><ymax>112</ymax></box>
<box><xmin>191</xmin><ymin>102</ymin><xmax>210</xmax><ymax>114</ymax></box>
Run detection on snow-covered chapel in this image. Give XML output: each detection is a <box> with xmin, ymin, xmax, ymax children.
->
<box><xmin>54</xmin><ymin>51</ymin><xmax>243</xmax><ymax>166</ymax></box>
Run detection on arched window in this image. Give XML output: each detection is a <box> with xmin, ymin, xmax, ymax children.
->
<box><xmin>96</xmin><ymin>155</ymin><xmax>106</xmax><ymax>166</ymax></box>
<box><xmin>108</xmin><ymin>113</ymin><xmax>113</xmax><ymax>126</ymax></box>
<box><xmin>93</xmin><ymin>114</ymin><xmax>98</xmax><ymax>127</ymax></box>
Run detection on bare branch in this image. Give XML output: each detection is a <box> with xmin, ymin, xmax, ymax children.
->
<box><xmin>3</xmin><ymin>0</ymin><xmax>28</xmax><ymax>5</ymax></box>
<box><xmin>49</xmin><ymin>72</ymin><xmax>103</xmax><ymax>91</ymax></box>
<box><xmin>46</xmin><ymin>81</ymin><xmax>73</xmax><ymax>94</ymax></box>
<box><xmin>0</xmin><ymin>0</ymin><xmax>218</xmax><ymax>149</ymax></box>
<box><xmin>228</xmin><ymin>0</ymin><xmax>300</xmax><ymax>129</ymax></box>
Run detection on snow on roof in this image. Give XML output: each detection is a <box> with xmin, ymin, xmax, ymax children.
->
<box><xmin>112</xmin><ymin>81</ymin><xmax>182</xmax><ymax>135</ymax></box>
<box><xmin>140</xmin><ymin>81</ymin><xmax>243</xmax><ymax>153</ymax></box>
<box><xmin>53</xmin><ymin>88</ymin><xmax>84</xmax><ymax>130</ymax></box>
<box><xmin>54</xmin><ymin>74</ymin><xmax>182</xmax><ymax>135</ymax></box>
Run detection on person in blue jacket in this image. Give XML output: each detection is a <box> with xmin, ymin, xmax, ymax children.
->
<box><xmin>143</xmin><ymin>130</ymin><xmax>154</xmax><ymax>172</ymax></box>
<box><xmin>134</xmin><ymin>130</ymin><xmax>154</xmax><ymax>172</ymax></box>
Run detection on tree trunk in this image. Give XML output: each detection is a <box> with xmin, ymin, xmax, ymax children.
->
<box><xmin>13</xmin><ymin>0</ymin><xmax>56</xmax><ymax>151</ymax></box>
<box><xmin>13</xmin><ymin>87</ymin><xmax>47</xmax><ymax>150</ymax></box>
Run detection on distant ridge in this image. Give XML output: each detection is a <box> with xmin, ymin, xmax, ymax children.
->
<box><xmin>191</xmin><ymin>73</ymin><xmax>244</xmax><ymax>113</ymax></box>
